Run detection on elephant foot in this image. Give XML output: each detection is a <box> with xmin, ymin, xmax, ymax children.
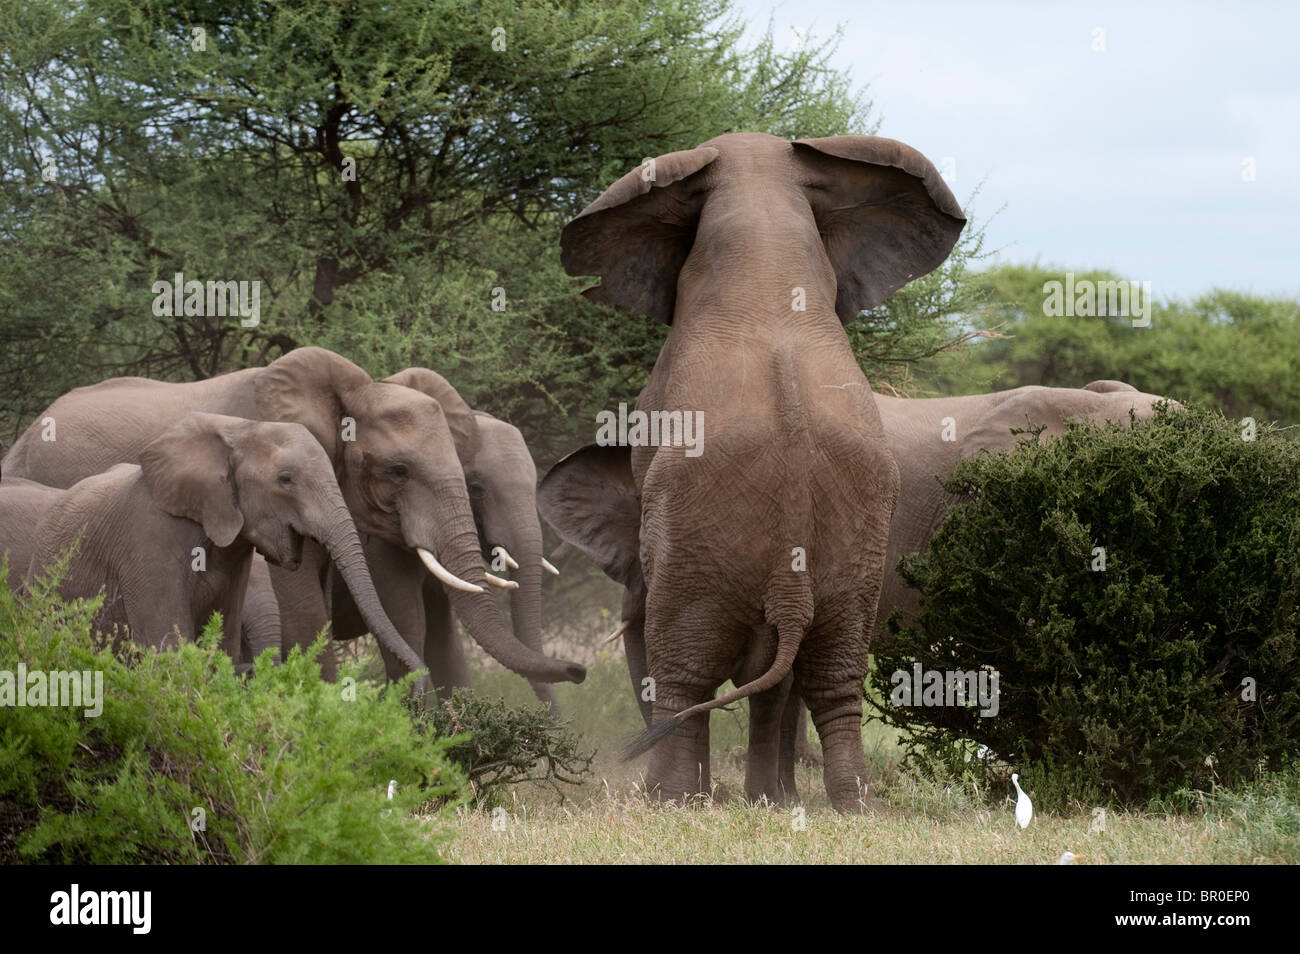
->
<box><xmin>812</xmin><ymin>712</ymin><xmax>872</xmax><ymax>814</ymax></box>
<box><xmin>644</xmin><ymin>705</ymin><xmax>711</xmax><ymax>804</ymax></box>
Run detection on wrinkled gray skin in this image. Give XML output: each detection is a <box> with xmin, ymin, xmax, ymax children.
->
<box><xmin>327</xmin><ymin>369</ymin><xmax>562</xmax><ymax>702</ymax></box>
<box><xmin>1</xmin><ymin>414</ymin><xmax>416</xmax><ymax>668</ymax></box>
<box><xmin>541</xmin><ymin>379</ymin><xmax>1174</xmax><ymax>800</ymax></box>
<box><xmin>543</xmin><ymin>132</ymin><xmax>966</xmax><ymax>812</ymax></box>
<box><xmin>239</xmin><ymin>553</ymin><xmax>281</xmax><ymax>674</ymax></box>
<box><xmin>0</xmin><ymin>476</ymin><xmax>62</xmax><ymax>592</ymax></box>
<box><xmin>2</xmin><ymin>347</ymin><xmax>584</xmax><ymax>686</ymax></box>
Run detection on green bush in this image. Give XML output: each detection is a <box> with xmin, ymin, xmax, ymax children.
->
<box><xmin>869</xmin><ymin>406</ymin><xmax>1300</xmax><ymax>810</ymax></box>
<box><xmin>426</xmin><ymin>689</ymin><xmax>593</xmax><ymax>806</ymax></box>
<box><xmin>0</xmin><ymin>567</ymin><xmax>463</xmax><ymax>863</ymax></box>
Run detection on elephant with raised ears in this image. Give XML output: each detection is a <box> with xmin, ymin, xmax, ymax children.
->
<box><xmin>2</xmin><ymin>347</ymin><xmax>585</xmax><ymax>687</ymax></box>
<box><xmin>330</xmin><ymin>368</ymin><xmax>565</xmax><ymax>703</ymax></box>
<box><xmin>552</xmin><ymin>132</ymin><xmax>965</xmax><ymax>811</ymax></box>
<box><xmin>5</xmin><ymin>413</ymin><xmax>416</xmax><ymax>673</ymax></box>
<box><xmin>540</xmin><ymin>379</ymin><xmax>1177</xmax><ymax>799</ymax></box>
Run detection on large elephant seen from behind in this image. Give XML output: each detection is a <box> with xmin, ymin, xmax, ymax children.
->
<box><xmin>540</xmin><ymin>379</ymin><xmax>1176</xmax><ymax>800</ymax></box>
<box><xmin>550</xmin><ymin>132</ymin><xmax>966</xmax><ymax>811</ymax></box>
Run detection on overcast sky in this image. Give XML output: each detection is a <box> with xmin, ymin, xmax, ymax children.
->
<box><xmin>735</xmin><ymin>0</ymin><xmax>1298</xmax><ymax>301</ymax></box>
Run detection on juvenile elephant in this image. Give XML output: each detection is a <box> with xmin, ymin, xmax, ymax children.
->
<box><xmin>549</xmin><ymin>132</ymin><xmax>965</xmax><ymax>811</ymax></box>
<box><xmin>4</xmin><ymin>413</ymin><xmax>415</xmax><ymax>669</ymax></box>
<box><xmin>330</xmin><ymin>369</ymin><xmax>560</xmax><ymax>703</ymax></box>
<box><xmin>540</xmin><ymin>379</ymin><xmax>1174</xmax><ymax>797</ymax></box>
<box><xmin>2</xmin><ymin>347</ymin><xmax>584</xmax><ymax>686</ymax></box>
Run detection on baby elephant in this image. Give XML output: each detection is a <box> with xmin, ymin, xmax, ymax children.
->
<box><xmin>16</xmin><ymin>412</ymin><xmax>423</xmax><ymax>673</ymax></box>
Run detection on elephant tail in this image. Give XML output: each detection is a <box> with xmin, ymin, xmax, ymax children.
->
<box><xmin>621</xmin><ymin>612</ymin><xmax>804</xmax><ymax>761</ymax></box>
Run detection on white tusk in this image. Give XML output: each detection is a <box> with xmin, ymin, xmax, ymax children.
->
<box><xmin>542</xmin><ymin>558</ymin><xmax>560</xmax><ymax>576</ymax></box>
<box><xmin>485</xmin><ymin>572</ymin><xmax>519</xmax><ymax>591</ymax></box>
<box><xmin>418</xmin><ymin>547</ymin><xmax>485</xmax><ymax>594</ymax></box>
<box><xmin>603</xmin><ymin>619</ymin><xmax>633</xmax><ymax>646</ymax></box>
<box><xmin>492</xmin><ymin>546</ymin><xmax>520</xmax><ymax>570</ymax></box>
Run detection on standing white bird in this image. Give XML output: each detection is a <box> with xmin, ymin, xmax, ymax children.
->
<box><xmin>1012</xmin><ymin>773</ymin><xmax>1033</xmax><ymax>829</ymax></box>
<box><xmin>1056</xmin><ymin>851</ymin><xmax>1083</xmax><ymax>864</ymax></box>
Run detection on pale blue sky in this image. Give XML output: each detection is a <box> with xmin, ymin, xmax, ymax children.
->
<box><xmin>735</xmin><ymin>0</ymin><xmax>1299</xmax><ymax>301</ymax></box>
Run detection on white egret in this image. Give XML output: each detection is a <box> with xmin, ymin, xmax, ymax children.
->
<box><xmin>1011</xmin><ymin>773</ymin><xmax>1033</xmax><ymax>829</ymax></box>
<box><xmin>1056</xmin><ymin>851</ymin><xmax>1082</xmax><ymax>864</ymax></box>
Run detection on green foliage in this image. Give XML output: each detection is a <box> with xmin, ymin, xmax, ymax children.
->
<box><xmin>1199</xmin><ymin>760</ymin><xmax>1300</xmax><ymax>863</ymax></box>
<box><xmin>932</xmin><ymin>264</ymin><xmax>1300</xmax><ymax>423</ymax></box>
<box><xmin>869</xmin><ymin>406</ymin><xmax>1300</xmax><ymax>810</ymax></box>
<box><xmin>0</xmin><ymin>571</ymin><xmax>463</xmax><ymax>863</ymax></box>
<box><xmin>0</xmin><ymin>0</ymin><xmax>987</xmax><ymax>467</ymax></box>
<box><xmin>425</xmin><ymin>688</ymin><xmax>593</xmax><ymax>805</ymax></box>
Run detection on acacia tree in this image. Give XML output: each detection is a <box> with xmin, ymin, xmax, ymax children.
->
<box><xmin>1</xmin><ymin>0</ymin><xmax>982</xmax><ymax>451</ymax></box>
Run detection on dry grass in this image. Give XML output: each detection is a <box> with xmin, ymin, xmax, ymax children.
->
<box><xmin>442</xmin><ymin>768</ymin><xmax>1267</xmax><ymax>865</ymax></box>
<box><xmin>430</xmin><ymin>631</ymin><xmax>1297</xmax><ymax>865</ymax></box>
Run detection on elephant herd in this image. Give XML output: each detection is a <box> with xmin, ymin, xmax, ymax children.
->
<box><xmin>0</xmin><ymin>132</ymin><xmax>1170</xmax><ymax>813</ymax></box>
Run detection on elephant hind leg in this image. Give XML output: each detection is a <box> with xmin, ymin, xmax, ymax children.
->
<box><xmin>794</xmin><ymin>624</ymin><xmax>871</xmax><ymax>814</ymax></box>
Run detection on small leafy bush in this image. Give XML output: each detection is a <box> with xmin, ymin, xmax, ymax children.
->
<box><xmin>869</xmin><ymin>406</ymin><xmax>1300</xmax><ymax>810</ymax></box>
<box><xmin>425</xmin><ymin>689</ymin><xmax>593</xmax><ymax>805</ymax></box>
<box><xmin>0</xmin><ymin>565</ymin><xmax>464</xmax><ymax>863</ymax></box>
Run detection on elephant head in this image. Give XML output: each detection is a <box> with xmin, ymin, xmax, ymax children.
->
<box><xmin>958</xmin><ymin>381</ymin><xmax>1177</xmax><ymax>458</ymax></box>
<box><xmin>561</xmin><ymin>132</ymin><xmax>965</xmax><ymax>325</ymax></box>
<box><xmin>250</xmin><ymin>349</ymin><xmax>582</xmax><ymax>684</ymax></box>
<box><xmin>383</xmin><ymin>367</ymin><xmax>566</xmax><ymax>700</ymax></box>
<box><xmin>138</xmin><ymin>412</ymin><xmax>425</xmax><ymax>673</ymax></box>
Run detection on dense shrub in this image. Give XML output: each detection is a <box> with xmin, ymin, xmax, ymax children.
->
<box><xmin>869</xmin><ymin>406</ymin><xmax>1300</xmax><ymax>810</ymax></box>
<box><xmin>0</xmin><ymin>568</ymin><xmax>463</xmax><ymax>863</ymax></box>
<box><xmin>426</xmin><ymin>689</ymin><xmax>593</xmax><ymax>805</ymax></box>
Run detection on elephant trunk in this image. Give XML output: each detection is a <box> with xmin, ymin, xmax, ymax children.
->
<box><xmin>311</xmin><ymin>502</ymin><xmax>427</xmax><ymax>676</ymax></box>
<box><xmin>422</xmin><ymin>489</ymin><xmax>585</xmax><ymax>685</ymax></box>
<box><xmin>499</xmin><ymin>515</ymin><xmax>557</xmax><ymax>705</ymax></box>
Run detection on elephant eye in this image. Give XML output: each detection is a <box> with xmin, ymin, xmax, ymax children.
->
<box><xmin>277</xmin><ymin>472</ymin><xmax>293</xmax><ymax>488</ymax></box>
<box><xmin>386</xmin><ymin>462</ymin><xmax>409</xmax><ymax>479</ymax></box>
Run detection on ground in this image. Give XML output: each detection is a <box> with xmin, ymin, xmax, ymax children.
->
<box><xmin>423</xmin><ymin>647</ymin><xmax>1295</xmax><ymax>865</ymax></box>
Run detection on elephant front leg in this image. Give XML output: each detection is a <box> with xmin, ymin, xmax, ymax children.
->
<box><xmin>777</xmin><ymin>686</ymin><xmax>804</xmax><ymax>799</ymax></box>
<box><xmin>422</xmin><ymin>576</ymin><xmax>469</xmax><ymax>702</ymax></box>
<box><xmin>622</xmin><ymin>611</ymin><xmax>652</xmax><ymax>728</ymax></box>
<box><xmin>746</xmin><ymin>681</ymin><xmax>793</xmax><ymax>805</ymax></box>
<box><xmin>268</xmin><ymin>542</ymin><xmax>337</xmax><ymax>681</ymax></box>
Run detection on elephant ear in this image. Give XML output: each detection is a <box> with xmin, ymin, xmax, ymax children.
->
<box><xmin>536</xmin><ymin>444</ymin><xmax>641</xmax><ymax>587</ymax></box>
<box><xmin>793</xmin><ymin>136</ymin><xmax>967</xmax><ymax>323</ymax></box>
<box><xmin>1083</xmin><ymin>379</ymin><xmax>1138</xmax><ymax>393</ymax></box>
<box><xmin>253</xmin><ymin>347</ymin><xmax>373</xmax><ymax>460</ymax></box>
<box><xmin>384</xmin><ymin>368</ymin><xmax>480</xmax><ymax>467</ymax></box>
<box><xmin>139</xmin><ymin>413</ymin><xmax>246</xmax><ymax>547</ymax></box>
<box><xmin>560</xmin><ymin>146</ymin><xmax>720</xmax><ymax>324</ymax></box>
